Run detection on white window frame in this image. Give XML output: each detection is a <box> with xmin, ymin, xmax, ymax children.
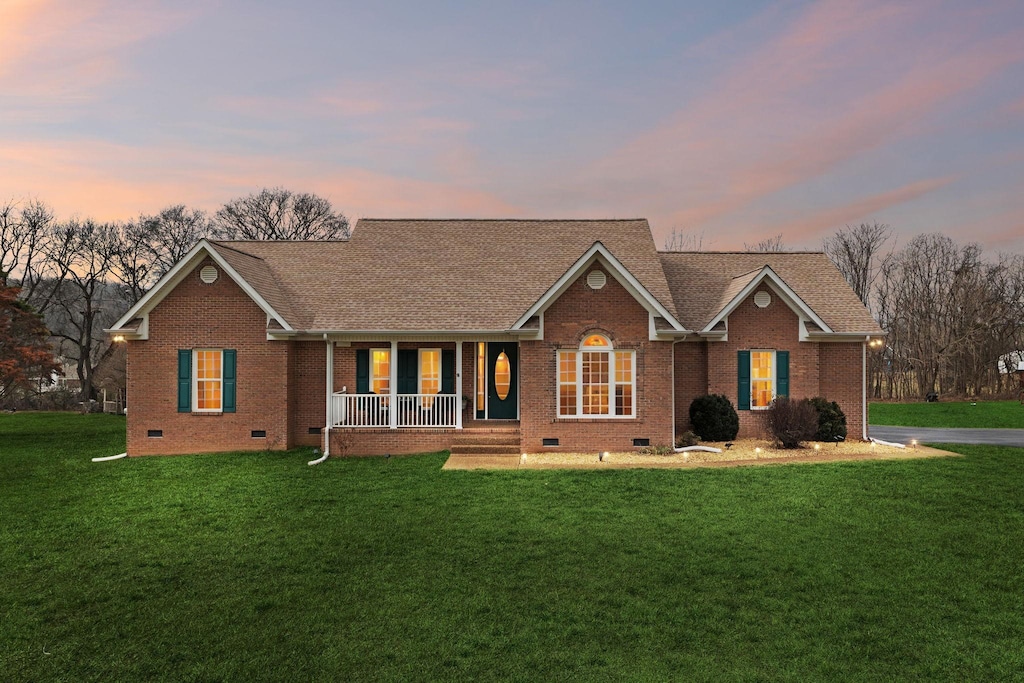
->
<box><xmin>370</xmin><ymin>347</ymin><xmax>391</xmax><ymax>395</ymax></box>
<box><xmin>192</xmin><ymin>348</ymin><xmax>224</xmax><ymax>413</ymax></box>
<box><xmin>475</xmin><ymin>342</ymin><xmax>487</xmax><ymax>417</ymax></box>
<box><xmin>750</xmin><ymin>349</ymin><xmax>777</xmax><ymax>410</ymax></box>
<box><xmin>418</xmin><ymin>348</ymin><xmax>441</xmax><ymax>396</ymax></box>
<box><xmin>556</xmin><ymin>335</ymin><xmax>636</xmax><ymax>419</ymax></box>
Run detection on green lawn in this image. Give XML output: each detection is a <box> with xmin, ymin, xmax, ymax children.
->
<box><xmin>870</xmin><ymin>400</ymin><xmax>1024</xmax><ymax>428</ymax></box>
<box><xmin>4</xmin><ymin>414</ymin><xmax>1024</xmax><ymax>681</ymax></box>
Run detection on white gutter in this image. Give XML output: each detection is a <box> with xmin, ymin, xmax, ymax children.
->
<box><xmin>92</xmin><ymin>452</ymin><xmax>128</xmax><ymax>462</ymax></box>
<box><xmin>862</xmin><ymin>337</ymin><xmax>868</xmax><ymax>441</ymax></box>
<box><xmin>309</xmin><ymin>336</ymin><xmax>333</xmax><ymax>466</ymax></box>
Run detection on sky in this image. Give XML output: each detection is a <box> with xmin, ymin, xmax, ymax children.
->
<box><xmin>2</xmin><ymin>0</ymin><xmax>1023</xmax><ymax>252</ymax></box>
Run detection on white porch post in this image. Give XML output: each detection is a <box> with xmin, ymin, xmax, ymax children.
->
<box><xmin>455</xmin><ymin>341</ymin><xmax>463</xmax><ymax>429</ymax></box>
<box><xmin>389</xmin><ymin>340</ymin><xmax>398</xmax><ymax>429</ymax></box>
<box><xmin>325</xmin><ymin>339</ymin><xmax>334</xmax><ymax>427</ymax></box>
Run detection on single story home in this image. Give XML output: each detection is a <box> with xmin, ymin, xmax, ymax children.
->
<box><xmin>108</xmin><ymin>219</ymin><xmax>883</xmax><ymax>457</ymax></box>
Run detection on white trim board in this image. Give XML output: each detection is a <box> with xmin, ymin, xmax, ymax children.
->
<box><xmin>702</xmin><ymin>265</ymin><xmax>832</xmax><ymax>335</ymax></box>
<box><xmin>511</xmin><ymin>241</ymin><xmax>688</xmax><ymax>334</ymax></box>
<box><xmin>109</xmin><ymin>239</ymin><xmax>292</xmax><ymax>339</ymax></box>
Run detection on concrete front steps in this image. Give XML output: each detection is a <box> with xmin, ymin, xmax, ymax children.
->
<box><xmin>443</xmin><ymin>428</ymin><xmax>521</xmax><ymax>470</ymax></box>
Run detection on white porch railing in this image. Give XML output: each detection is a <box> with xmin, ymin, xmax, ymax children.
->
<box><xmin>332</xmin><ymin>392</ymin><xmax>458</xmax><ymax>428</ymax></box>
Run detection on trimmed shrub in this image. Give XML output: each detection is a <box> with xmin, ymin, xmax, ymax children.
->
<box><xmin>808</xmin><ymin>397</ymin><xmax>847</xmax><ymax>442</ymax></box>
<box><xmin>689</xmin><ymin>394</ymin><xmax>739</xmax><ymax>441</ymax></box>
<box><xmin>762</xmin><ymin>397</ymin><xmax>818</xmax><ymax>448</ymax></box>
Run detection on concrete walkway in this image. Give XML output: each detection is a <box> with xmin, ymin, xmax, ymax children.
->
<box><xmin>869</xmin><ymin>425</ymin><xmax>1024</xmax><ymax>447</ymax></box>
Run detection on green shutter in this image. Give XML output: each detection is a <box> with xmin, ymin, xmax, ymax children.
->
<box><xmin>737</xmin><ymin>350</ymin><xmax>750</xmax><ymax>411</ymax></box>
<box><xmin>223</xmin><ymin>349</ymin><xmax>236</xmax><ymax>413</ymax></box>
<box><xmin>356</xmin><ymin>349</ymin><xmax>369</xmax><ymax>393</ymax></box>
<box><xmin>398</xmin><ymin>350</ymin><xmax>417</xmax><ymax>395</ymax></box>
<box><xmin>441</xmin><ymin>349</ymin><xmax>455</xmax><ymax>394</ymax></box>
<box><xmin>178</xmin><ymin>350</ymin><xmax>192</xmax><ymax>412</ymax></box>
<box><xmin>776</xmin><ymin>351</ymin><xmax>789</xmax><ymax>398</ymax></box>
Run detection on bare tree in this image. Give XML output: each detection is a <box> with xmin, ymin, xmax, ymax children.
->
<box><xmin>823</xmin><ymin>222</ymin><xmax>892</xmax><ymax>308</ymax></box>
<box><xmin>743</xmin><ymin>234</ymin><xmax>786</xmax><ymax>252</ymax></box>
<box><xmin>214</xmin><ymin>188</ymin><xmax>350</xmax><ymax>241</ymax></box>
<box><xmin>140</xmin><ymin>205</ymin><xmax>212</xmax><ymax>276</ymax></box>
<box><xmin>44</xmin><ymin>219</ymin><xmax>122</xmax><ymax>401</ymax></box>
<box><xmin>0</xmin><ymin>199</ymin><xmax>70</xmax><ymax>313</ymax></box>
<box><xmin>663</xmin><ymin>228</ymin><xmax>705</xmax><ymax>251</ymax></box>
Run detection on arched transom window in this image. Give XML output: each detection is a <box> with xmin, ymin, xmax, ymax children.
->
<box><xmin>557</xmin><ymin>334</ymin><xmax>635</xmax><ymax>418</ymax></box>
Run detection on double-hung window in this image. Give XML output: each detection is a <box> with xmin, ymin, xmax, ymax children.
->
<box><xmin>178</xmin><ymin>348</ymin><xmax>236</xmax><ymax>413</ymax></box>
<box><xmin>370</xmin><ymin>348</ymin><xmax>390</xmax><ymax>395</ymax></box>
<box><xmin>738</xmin><ymin>349</ymin><xmax>788</xmax><ymax>410</ymax></box>
<box><xmin>557</xmin><ymin>334</ymin><xmax>635</xmax><ymax>418</ymax></box>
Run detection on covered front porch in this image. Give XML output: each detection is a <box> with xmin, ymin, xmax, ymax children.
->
<box><xmin>324</xmin><ymin>339</ymin><xmax>520</xmax><ymax>431</ymax></box>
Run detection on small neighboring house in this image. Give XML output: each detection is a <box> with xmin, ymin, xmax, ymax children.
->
<box><xmin>107</xmin><ymin>219</ymin><xmax>883</xmax><ymax>457</ymax></box>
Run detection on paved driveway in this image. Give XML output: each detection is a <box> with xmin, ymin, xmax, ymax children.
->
<box><xmin>869</xmin><ymin>426</ymin><xmax>1024</xmax><ymax>447</ymax></box>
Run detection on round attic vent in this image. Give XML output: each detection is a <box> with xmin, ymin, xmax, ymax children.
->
<box><xmin>199</xmin><ymin>265</ymin><xmax>219</xmax><ymax>284</ymax></box>
<box><xmin>587</xmin><ymin>270</ymin><xmax>607</xmax><ymax>290</ymax></box>
<box><xmin>754</xmin><ymin>290</ymin><xmax>771</xmax><ymax>308</ymax></box>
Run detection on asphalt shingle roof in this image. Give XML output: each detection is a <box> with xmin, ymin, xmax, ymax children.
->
<box><xmin>199</xmin><ymin>221</ymin><xmax>880</xmax><ymax>336</ymax></box>
<box><xmin>211</xmin><ymin>218</ymin><xmax>676</xmax><ymax>332</ymax></box>
<box><xmin>658</xmin><ymin>252</ymin><xmax>882</xmax><ymax>334</ymax></box>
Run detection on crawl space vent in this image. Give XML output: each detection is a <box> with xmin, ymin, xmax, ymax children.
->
<box><xmin>147</xmin><ymin>429</ymin><xmax>163</xmax><ymax>438</ymax></box>
<box><xmin>251</xmin><ymin>430</ymin><xmax>267</xmax><ymax>438</ymax></box>
<box><xmin>542</xmin><ymin>438</ymin><xmax>559</xmax><ymax>447</ymax></box>
<box><xmin>586</xmin><ymin>270</ymin><xmax>607</xmax><ymax>290</ymax></box>
<box><xmin>199</xmin><ymin>265</ymin><xmax>219</xmax><ymax>284</ymax></box>
<box><xmin>633</xmin><ymin>438</ymin><xmax>650</xmax><ymax>447</ymax></box>
<box><xmin>754</xmin><ymin>291</ymin><xmax>771</xmax><ymax>308</ymax></box>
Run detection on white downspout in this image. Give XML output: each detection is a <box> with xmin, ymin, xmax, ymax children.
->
<box><xmin>671</xmin><ymin>338</ymin><xmax>688</xmax><ymax>446</ymax></box>
<box><xmin>309</xmin><ymin>336</ymin><xmax>332</xmax><ymax>466</ymax></box>
<box><xmin>862</xmin><ymin>337</ymin><xmax>868</xmax><ymax>442</ymax></box>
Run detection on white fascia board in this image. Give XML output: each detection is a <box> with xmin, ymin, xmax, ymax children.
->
<box><xmin>702</xmin><ymin>266</ymin><xmax>832</xmax><ymax>335</ymax></box>
<box><xmin>110</xmin><ymin>239</ymin><xmax>292</xmax><ymax>333</ymax></box>
<box><xmin>512</xmin><ymin>242</ymin><xmax>688</xmax><ymax>332</ymax></box>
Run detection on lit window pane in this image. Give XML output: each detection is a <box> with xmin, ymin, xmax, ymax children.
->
<box><xmin>372</xmin><ymin>349</ymin><xmax>390</xmax><ymax>394</ymax></box>
<box><xmin>582</xmin><ymin>334</ymin><xmax>610</xmax><ymax>347</ymax></box>
<box><xmin>750</xmin><ymin>351</ymin><xmax>773</xmax><ymax>407</ymax></box>
<box><xmin>494</xmin><ymin>352</ymin><xmax>511</xmax><ymax>400</ymax></box>
<box><xmin>616</xmin><ymin>385</ymin><xmax>632</xmax><ymax>416</ymax></box>
<box><xmin>582</xmin><ymin>352</ymin><xmax>609</xmax><ymax>415</ymax></box>
<box><xmin>476</xmin><ymin>343</ymin><xmax>486</xmax><ymax>412</ymax></box>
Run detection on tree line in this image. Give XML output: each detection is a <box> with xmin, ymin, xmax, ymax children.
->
<box><xmin>667</xmin><ymin>222</ymin><xmax>1024</xmax><ymax>399</ymax></box>
<box><xmin>1</xmin><ymin>188</ymin><xmax>349</xmax><ymax>403</ymax></box>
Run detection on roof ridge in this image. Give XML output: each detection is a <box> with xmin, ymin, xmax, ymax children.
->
<box><xmin>357</xmin><ymin>218</ymin><xmax>648</xmax><ymax>223</ymax></box>
<box><xmin>212</xmin><ymin>239</ymin><xmax>350</xmax><ymax>244</ymax></box>
<box><xmin>658</xmin><ymin>250</ymin><xmax>827</xmax><ymax>255</ymax></box>
<box><xmin>209</xmin><ymin>241</ymin><xmax>267</xmax><ymax>260</ymax></box>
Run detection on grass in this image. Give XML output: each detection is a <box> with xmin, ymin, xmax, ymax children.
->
<box><xmin>3</xmin><ymin>413</ymin><xmax>1024</xmax><ymax>681</ymax></box>
<box><xmin>870</xmin><ymin>399</ymin><xmax>1024</xmax><ymax>428</ymax></box>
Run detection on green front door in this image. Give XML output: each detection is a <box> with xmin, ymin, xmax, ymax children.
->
<box><xmin>487</xmin><ymin>342</ymin><xmax>518</xmax><ymax>420</ymax></box>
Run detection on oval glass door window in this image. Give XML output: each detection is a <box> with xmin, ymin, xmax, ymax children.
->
<box><xmin>494</xmin><ymin>352</ymin><xmax>511</xmax><ymax>400</ymax></box>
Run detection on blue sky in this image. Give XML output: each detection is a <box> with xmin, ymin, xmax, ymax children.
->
<box><xmin>2</xmin><ymin>0</ymin><xmax>1022</xmax><ymax>251</ymax></box>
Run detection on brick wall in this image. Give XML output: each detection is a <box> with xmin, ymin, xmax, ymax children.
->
<box><xmin>707</xmin><ymin>285</ymin><xmax>819</xmax><ymax>438</ymax></box>
<box><xmin>820</xmin><ymin>342</ymin><xmax>866</xmax><ymax>441</ymax></box>
<box><xmin>126</xmin><ymin>257</ymin><xmax>291</xmax><ymax>455</ymax></box>
<box><xmin>290</xmin><ymin>341</ymin><xmax>327</xmax><ymax>447</ymax></box>
<box><xmin>673</xmin><ymin>341</ymin><xmax>708</xmax><ymax>434</ymax></box>
<box><xmin>520</xmin><ymin>265</ymin><xmax>674</xmax><ymax>452</ymax></box>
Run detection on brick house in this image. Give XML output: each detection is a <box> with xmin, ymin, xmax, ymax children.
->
<box><xmin>108</xmin><ymin>219</ymin><xmax>883</xmax><ymax>457</ymax></box>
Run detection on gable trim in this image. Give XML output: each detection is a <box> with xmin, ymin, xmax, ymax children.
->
<box><xmin>109</xmin><ymin>239</ymin><xmax>293</xmax><ymax>339</ymax></box>
<box><xmin>511</xmin><ymin>241</ymin><xmax>688</xmax><ymax>333</ymax></box>
<box><xmin>702</xmin><ymin>265</ymin><xmax>833</xmax><ymax>335</ymax></box>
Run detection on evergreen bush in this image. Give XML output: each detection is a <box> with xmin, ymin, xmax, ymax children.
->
<box><xmin>689</xmin><ymin>394</ymin><xmax>739</xmax><ymax>441</ymax></box>
<box><xmin>808</xmin><ymin>397</ymin><xmax>847</xmax><ymax>442</ymax></box>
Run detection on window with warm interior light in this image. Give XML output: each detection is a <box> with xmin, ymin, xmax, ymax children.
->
<box><xmin>751</xmin><ymin>350</ymin><xmax>774</xmax><ymax>409</ymax></box>
<box><xmin>371</xmin><ymin>348</ymin><xmax>390</xmax><ymax>395</ymax></box>
<box><xmin>476</xmin><ymin>342</ymin><xmax>486</xmax><ymax>413</ymax></box>
<box><xmin>194</xmin><ymin>349</ymin><xmax>222</xmax><ymax>412</ymax></box>
<box><xmin>419</xmin><ymin>348</ymin><xmax>440</xmax><ymax>407</ymax></box>
<box><xmin>557</xmin><ymin>334</ymin><xmax>634</xmax><ymax>418</ymax></box>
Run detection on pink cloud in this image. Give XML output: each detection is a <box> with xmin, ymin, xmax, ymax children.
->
<box><xmin>0</xmin><ymin>138</ymin><xmax>519</xmax><ymax>222</ymax></box>
<box><xmin>564</xmin><ymin>0</ymin><xmax>1024</xmax><ymax>242</ymax></box>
